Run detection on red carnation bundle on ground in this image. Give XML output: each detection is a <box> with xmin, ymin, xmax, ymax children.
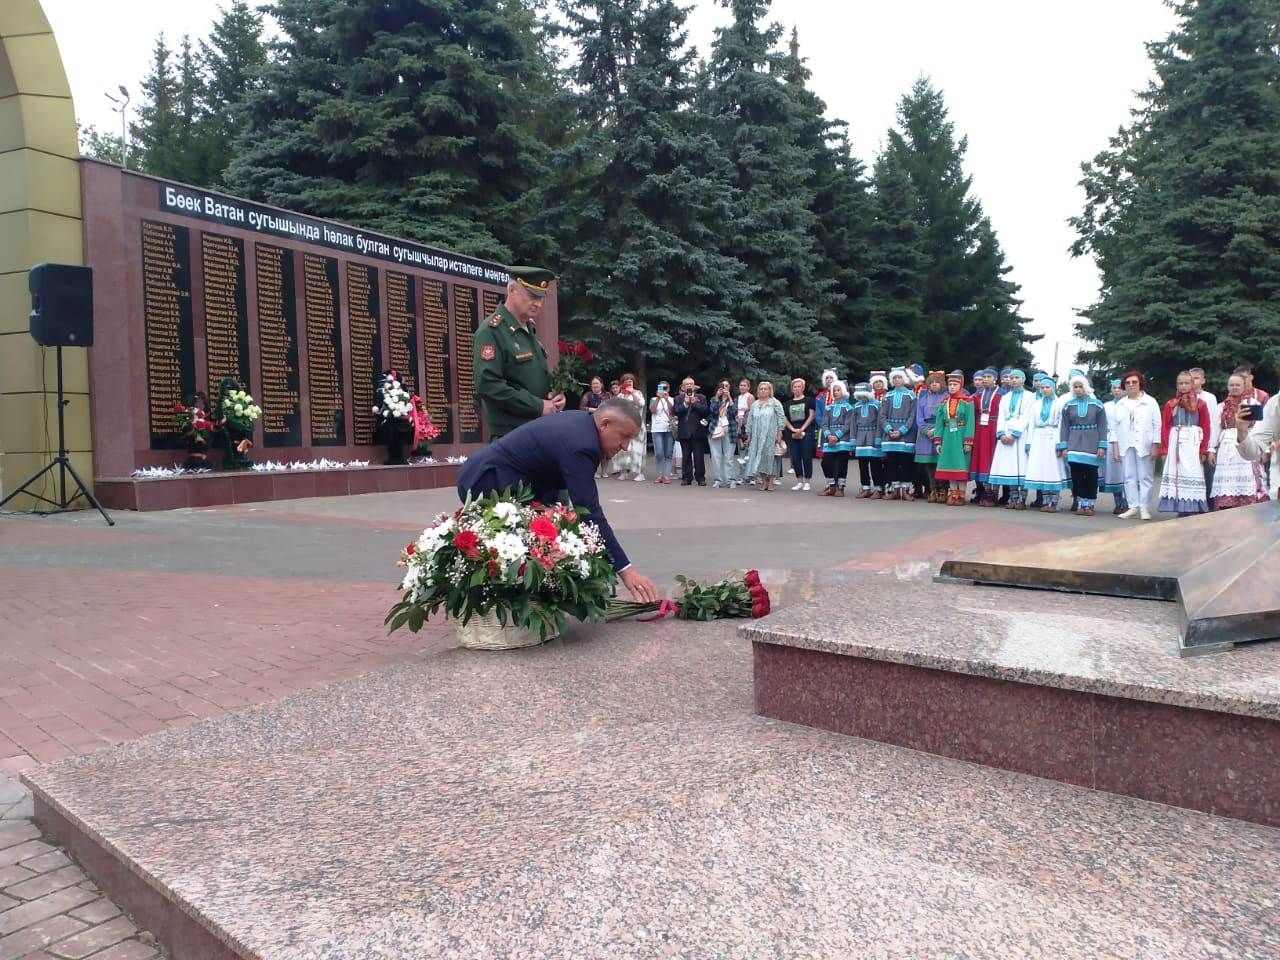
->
<box><xmin>605</xmin><ymin>570</ymin><xmax>771</xmax><ymax>622</ymax></box>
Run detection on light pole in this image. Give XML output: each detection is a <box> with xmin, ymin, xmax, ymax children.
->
<box><xmin>104</xmin><ymin>85</ymin><xmax>130</xmax><ymax>167</ymax></box>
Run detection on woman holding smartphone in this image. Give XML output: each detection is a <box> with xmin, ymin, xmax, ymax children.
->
<box><xmin>649</xmin><ymin>381</ymin><xmax>675</xmax><ymax>484</ymax></box>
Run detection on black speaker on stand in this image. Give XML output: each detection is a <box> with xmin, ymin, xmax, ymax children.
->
<box><xmin>0</xmin><ymin>263</ymin><xmax>113</xmax><ymax>525</ymax></box>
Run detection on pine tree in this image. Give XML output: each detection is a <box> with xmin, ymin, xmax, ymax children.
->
<box><xmin>885</xmin><ymin>77</ymin><xmax>1033</xmax><ymax>374</ymax></box>
<box><xmin>865</xmin><ymin>150</ymin><xmax>926</xmax><ymax>369</ymax></box>
<box><xmin>701</xmin><ymin>0</ymin><xmax>834</xmax><ymax>381</ymax></box>
<box><xmin>1072</xmin><ymin>0</ymin><xmax>1280</xmax><ymax>392</ymax></box>
<box><xmin>780</xmin><ymin>28</ymin><xmax>875</xmax><ymax>382</ymax></box>
<box><xmin>224</xmin><ymin>0</ymin><xmax>553</xmax><ymax>262</ymax></box>
<box><xmin>199</xmin><ymin>0</ymin><xmax>269</xmax><ymax>185</ymax></box>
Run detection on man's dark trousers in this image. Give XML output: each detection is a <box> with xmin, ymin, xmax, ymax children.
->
<box><xmin>682</xmin><ymin>438</ymin><xmax>707</xmax><ymax>484</ymax></box>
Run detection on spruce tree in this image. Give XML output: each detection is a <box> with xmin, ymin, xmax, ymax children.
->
<box><xmin>545</xmin><ymin>0</ymin><xmax>753</xmax><ymax>386</ymax></box>
<box><xmin>701</xmin><ymin>0</ymin><xmax>834</xmax><ymax>381</ymax></box>
<box><xmin>1072</xmin><ymin>0</ymin><xmax>1280</xmax><ymax>391</ymax></box>
<box><xmin>131</xmin><ymin>35</ymin><xmax>182</xmax><ymax>177</ymax></box>
<box><xmin>199</xmin><ymin>0</ymin><xmax>269</xmax><ymax>186</ymax></box>
<box><xmin>865</xmin><ymin>150</ymin><xmax>927</xmax><ymax>369</ymax></box>
<box><xmin>225</xmin><ymin>0</ymin><xmax>553</xmax><ymax>262</ymax></box>
<box><xmin>781</xmin><ymin>29</ymin><xmax>875</xmax><ymax>382</ymax></box>
<box><xmin>885</xmin><ymin>77</ymin><xmax>1033</xmax><ymax>374</ymax></box>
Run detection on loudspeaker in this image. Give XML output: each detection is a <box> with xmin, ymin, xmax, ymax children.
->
<box><xmin>29</xmin><ymin>263</ymin><xmax>93</xmax><ymax>347</ymax></box>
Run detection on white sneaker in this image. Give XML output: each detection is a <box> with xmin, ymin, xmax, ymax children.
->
<box><xmin>1119</xmin><ymin>507</ymin><xmax>1139</xmax><ymax>519</ymax></box>
<box><xmin>802</xmin><ymin>482</ymin><xmax>811</xmax><ymax>491</ymax></box>
<box><xmin>712</xmin><ymin>480</ymin><xmax>722</xmax><ymax>488</ymax></box>
<box><xmin>1140</xmin><ymin>507</ymin><xmax>1152</xmax><ymax>520</ymax></box>
<box><xmin>634</xmin><ymin>474</ymin><xmax>645</xmax><ymax>482</ymax></box>
<box><xmin>791</xmin><ymin>481</ymin><xmax>804</xmax><ymax>491</ymax></box>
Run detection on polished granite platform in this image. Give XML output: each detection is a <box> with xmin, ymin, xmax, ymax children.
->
<box><xmin>25</xmin><ymin>616</ymin><xmax>1280</xmax><ymax>959</ymax></box>
<box><xmin>747</xmin><ymin>579</ymin><xmax>1280</xmax><ymax>825</ymax></box>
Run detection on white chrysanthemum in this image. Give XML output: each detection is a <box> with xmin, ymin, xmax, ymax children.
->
<box><xmin>491</xmin><ymin>501</ymin><xmax>521</xmax><ymax>526</ymax></box>
<box><xmin>557</xmin><ymin>532</ymin><xmax>586</xmax><ymax>558</ymax></box>
<box><xmin>234</xmin><ymin>404</ymin><xmax>244</xmax><ymax>415</ymax></box>
<box><xmin>577</xmin><ymin>559</ymin><xmax>590</xmax><ymax>578</ymax></box>
<box><xmin>488</xmin><ymin>532</ymin><xmax>527</xmax><ymax>563</ymax></box>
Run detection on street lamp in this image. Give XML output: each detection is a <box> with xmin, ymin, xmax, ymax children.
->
<box><xmin>104</xmin><ymin>85</ymin><xmax>130</xmax><ymax>167</ymax></box>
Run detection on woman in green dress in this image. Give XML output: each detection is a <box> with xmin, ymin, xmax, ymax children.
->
<box><xmin>932</xmin><ymin>370</ymin><xmax>975</xmax><ymax>505</ymax></box>
<box><xmin>743</xmin><ymin>380</ymin><xmax>787</xmax><ymax>491</ymax></box>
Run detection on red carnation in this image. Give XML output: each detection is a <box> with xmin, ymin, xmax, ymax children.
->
<box><xmin>452</xmin><ymin>530</ymin><xmax>480</xmax><ymax>557</ymax></box>
<box><xmin>530</xmin><ymin>517</ymin><xmax>557</xmax><ymax>542</ymax></box>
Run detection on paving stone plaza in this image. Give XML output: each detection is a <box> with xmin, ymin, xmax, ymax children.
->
<box><xmin>2</xmin><ymin>482</ymin><xmax>1279</xmax><ymax>958</ymax></box>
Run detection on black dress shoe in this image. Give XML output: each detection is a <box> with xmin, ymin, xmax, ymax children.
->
<box><xmin>697</xmin><ymin>480</ymin><xmax>706</xmax><ymax>486</ymax></box>
<box><xmin>680</xmin><ymin>480</ymin><xmax>692</xmax><ymax>486</ymax></box>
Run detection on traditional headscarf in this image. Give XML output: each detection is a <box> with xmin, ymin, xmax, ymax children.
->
<box><xmin>821</xmin><ymin>368</ymin><xmax>837</xmax><ymax>386</ymax></box>
<box><xmin>830</xmin><ymin>379</ymin><xmax>849</xmax><ymax>400</ymax></box>
<box><xmin>1037</xmin><ymin>375</ymin><xmax>1057</xmax><ymax>421</ymax></box>
<box><xmin>889</xmin><ymin>366</ymin><xmax>908</xmax><ymax>386</ymax></box>
<box><xmin>908</xmin><ymin>363</ymin><xmax>925</xmax><ymax>386</ymax></box>
<box><xmin>1068</xmin><ymin>371</ymin><xmax>1101</xmax><ymax>415</ymax></box>
<box><xmin>869</xmin><ymin>370</ymin><xmax>888</xmax><ymax>391</ymax></box>
<box><xmin>1008</xmin><ymin>369</ymin><xmax>1026</xmax><ymax>384</ymax></box>
<box><xmin>1109</xmin><ymin>378</ymin><xmax>1122</xmax><ymax>389</ymax></box>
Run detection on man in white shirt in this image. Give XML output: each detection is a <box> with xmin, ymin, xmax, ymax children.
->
<box><xmin>1236</xmin><ymin>393</ymin><xmax>1278</xmax><ymax>467</ymax></box>
<box><xmin>1190</xmin><ymin>367</ymin><xmax>1219</xmax><ymax>506</ymax></box>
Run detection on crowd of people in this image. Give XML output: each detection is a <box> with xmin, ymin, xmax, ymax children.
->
<box><xmin>582</xmin><ymin>362</ymin><xmax>1278</xmax><ymax>518</ymax></box>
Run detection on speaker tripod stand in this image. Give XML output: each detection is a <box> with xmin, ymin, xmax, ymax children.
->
<box><xmin>0</xmin><ymin>345</ymin><xmax>113</xmax><ymax>526</ymax></box>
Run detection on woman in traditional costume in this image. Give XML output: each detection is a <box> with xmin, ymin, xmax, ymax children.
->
<box><xmin>879</xmin><ymin>367</ymin><xmax>918</xmax><ymax>501</ymax></box>
<box><xmin>969</xmin><ymin>368</ymin><xmax>1001</xmax><ymax>505</ymax></box>
<box><xmin>914</xmin><ymin>370</ymin><xmax>946</xmax><ymax>500</ymax></box>
<box><xmin>932</xmin><ymin>371</ymin><xmax>974</xmax><ymax>505</ymax></box>
<box><xmin>1057</xmin><ymin>372</ymin><xmax>1108</xmax><ymax>516</ymax></box>
<box><xmin>1208</xmin><ymin>373</ymin><xmax>1270</xmax><ymax>510</ymax></box>
<box><xmin>988</xmin><ymin>369</ymin><xmax>1035</xmax><ymax>509</ymax></box>
<box><xmin>1100</xmin><ymin>379</ymin><xmax>1129</xmax><ymax>514</ymax></box>
<box><xmin>1023</xmin><ymin>375</ymin><xmax>1070</xmax><ymax>512</ymax></box>
<box><xmin>850</xmin><ymin>381</ymin><xmax>883</xmax><ymax>498</ymax></box>
<box><xmin>1157</xmin><ymin>370</ymin><xmax>1211</xmax><ymax>515</ymax></box>
<box><xmin>818</xmin><ymin>380</ymin><xmax>855</xmax><ymax>497</ymax></box>
<box><xmin>869</xmin><ymin>370</ymin><xmax>888</xmax><ymax>403</ymax></box>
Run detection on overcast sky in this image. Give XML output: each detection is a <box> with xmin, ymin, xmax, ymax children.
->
<box><xmin>45</xmin><ymin>0</ymin><xmax>1179</xmax><ymax>374</ymax></box>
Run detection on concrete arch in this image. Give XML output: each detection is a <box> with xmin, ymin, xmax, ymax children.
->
<box><xmin>0</xmin><ymin>0</ymin><xmax>90</xmax><ymax>509</ymax></box>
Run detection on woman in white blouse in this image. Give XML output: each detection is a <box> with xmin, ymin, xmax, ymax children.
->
<box><xmin>1108</xmin><ymin>370</ymin><xmax>1163</xmax><ymax>520</ymax></box>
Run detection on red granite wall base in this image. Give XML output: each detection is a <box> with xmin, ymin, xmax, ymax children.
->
<box><xmin>33</xmin><ymin>796</ymin><xmax>242</xmax><ymax>960</ymax></box>
<box><xmin>94</xmin><ymin>462</ymin><xmax>461</xmax><ymax>510</ymax></box>
<box><xmin>752</xmin><ymin>641</ymin><xmax>1280</xmax><ymax>827</ymax></box>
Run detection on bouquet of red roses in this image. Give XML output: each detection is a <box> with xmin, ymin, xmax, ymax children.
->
<box><xmin>605</xmin><ymin>570</ymin><xmax>771</xmax><ymax>622</ymax></box>
<box><xmin>550</xmin><ymin>340</ymin><xmax>593</xmax><ymax>397</ymax></box>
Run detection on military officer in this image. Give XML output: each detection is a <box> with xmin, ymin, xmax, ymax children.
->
<box><xmin>473</xmin><ymin>265</ymin><xmax>566</xmax><ymax>440</ymax></box>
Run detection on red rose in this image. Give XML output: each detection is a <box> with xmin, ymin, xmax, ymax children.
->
<box><xmin>530</xmin><ymin>517</ymin><xmax>557</xmax><ymax>542</ymax></box>
<box><xmin>487</xmin><ymin>559</ymin><xmax>499</xmax><ymax>576</ymax></box>
<box><xmin>404</xmin><ymin>542</ymin><xmax>416</xmax><ymax>556</ymax></box>
<box><xmin>576</xmin><ymin>343</ymin><xmax>594</xmax><ymax>363</ymax></box>
<box><xmin>744</xmin><ymin>570</ymin><xmax>761</xmax><ymax>588</ymax></box>
<box><xmin>173</xmin><ymin>402</ymin><xmax>186</xmax><ymax>413</ymax></box>
<box><xmin>453</xmin><ymin>530</ymin><xmax>480</xmax><ymax>557</ymax></box>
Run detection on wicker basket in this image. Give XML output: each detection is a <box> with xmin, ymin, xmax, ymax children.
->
<box><xmin>454</xmin><ymin>610</ymin><xmax>557</xmax><ymax>650</ymax></box>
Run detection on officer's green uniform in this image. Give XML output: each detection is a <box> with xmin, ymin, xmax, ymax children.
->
<box><xmin>474</xmin><ymin>266</ymin><xmax>555</xmax><ymax>440</ymax></box>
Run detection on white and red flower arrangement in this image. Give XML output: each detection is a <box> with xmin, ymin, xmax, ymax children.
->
<box><xmin>387</xmin><ymin>488</ymin><xmax>618</xmax><ymax>641</ymax></box>
<box><xmin>376</xmin><ymin>371</ymin><xmax>441</xmax><ymax>452</ymax></box>
<box><xmin>172</xmin><ymin>401</ymin><xmax>215</xmax><ymax>443</ymax></box>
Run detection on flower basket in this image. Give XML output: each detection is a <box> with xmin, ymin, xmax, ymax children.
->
<box><xmin>388</xmin><ymin>487</ymin><xmax>618</xmax><ymax>649</ymax></box>
<box><xmin>454</xmin><ymin>610</ymin><xmax>559</xmax><ymax>650</ymax></box>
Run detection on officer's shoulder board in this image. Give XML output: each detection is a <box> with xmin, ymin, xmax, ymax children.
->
<box><xmin>487</xmin><ymin>313</ymin><xmax>502</xmax><ymax>328</ymax></box>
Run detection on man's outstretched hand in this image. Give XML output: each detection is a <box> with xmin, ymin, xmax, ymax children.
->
<box><xmin>620</xmin><ymin>568</ymin><xmax>659</xmax><ymax>603</ymax></box>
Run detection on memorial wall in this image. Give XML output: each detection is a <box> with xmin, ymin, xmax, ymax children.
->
<box><xmin>80</xmin><ymin>162</ymin><xmax>557</xmax><ymax>479</ymax></box>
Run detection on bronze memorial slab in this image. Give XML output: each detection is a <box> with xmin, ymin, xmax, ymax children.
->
<box><xmin>938</xmin><ymin>501</ymin><xmax>1280</xmax><ymax>653</ymax></box>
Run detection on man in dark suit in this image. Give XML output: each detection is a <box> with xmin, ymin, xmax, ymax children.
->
<box><xmin>673</xmin><ymin>376</ymin><xmax>709</xmax><ymax>485</ymax></box>
<box><xmin>457</xmin><ymin>397</ymin><xmax>659</xmax><ymax>602</ymax></box>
